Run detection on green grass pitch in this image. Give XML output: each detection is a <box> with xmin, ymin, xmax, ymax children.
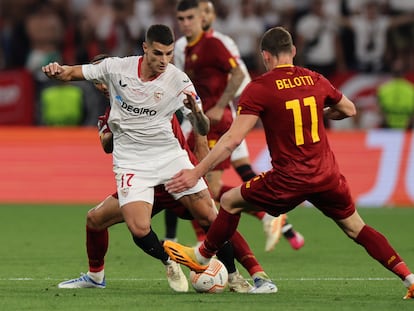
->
<box><xmin>0</xmin><ymin>204</ymin><xmax>413</xmax><ymax>311</ymax></box>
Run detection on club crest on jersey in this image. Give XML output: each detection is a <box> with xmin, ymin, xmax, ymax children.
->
<box><xmin>154</xmin><ymin>91</ymin><xmax>164</xmax><ymax>102</ymax></box>
<box><xmin>120</xmin><ymin>187</ymin><xmax>129</xmax><ymax>197</ymax></box>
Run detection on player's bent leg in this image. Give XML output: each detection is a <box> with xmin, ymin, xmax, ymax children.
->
<box><xmin>58</xmin><ymin>195</ymin><xmax>122</xmax><ymax>289</ymax></box>
<box><xmin>337</xmin><ymin>211</ymin><xmax>414</xmax><ymax>298</ymax></box>
<box><xmin>178</xmin><ymin>190</ymin><xmax>217</xmax><ymax>227</ymax></box>
<box><xmin>204</xmin><ymin>169</ymin><xmax>224</xmax><ymax>201</ymax></box>
<box><xmin>123</xmin><ymin>201</ymin><xmax>189</xmax><ymax>291</ymax></box>
<box><xmin>87</xmin><ymin>195</ymin><xmax>124</xmax><ymax>230</ymax></box>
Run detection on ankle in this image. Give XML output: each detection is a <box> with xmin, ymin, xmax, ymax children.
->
<box><xmin>403</xmin><ymin>273</ymin><xmax>414</xmax><ymax>288</ymax></box>
<box><xmin>195</xmin><ymin>244</ymin><xmax>212</xmax><ymax>265</ymax></box>
<box><xmin>87</xmin><ymin>270</ymin><xmax>104</xmax><ymax>283</ymax></box>
<box><xmin>252</xmin><ymin>271</ymin><xmax>270</xmax><ymax>281</ymax></box>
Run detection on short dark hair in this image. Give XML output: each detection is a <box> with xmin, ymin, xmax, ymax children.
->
<box><xmin>176</xmin><ymin>0</ymin><xmax>199</xmax><ymax>12</ymax></box>
<box><xmin>145</xmin><ymin>24</ymin><xmax>175</xmax><ymax>46</ymax></box>
<box><xmin>260</xmin><ymin>26</ymin><xmax>293</xmax><ymax>56</ymax></box>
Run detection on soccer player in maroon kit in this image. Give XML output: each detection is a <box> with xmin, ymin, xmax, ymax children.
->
<box><xmin>164</xmin><ymin>26</ymin><xmax>414</xmax><ymax>298</ymax></box>
<box><xmin>176</xmin><ymin>0</ymin><xmax>244</xmax><ymax>202</ymax></box>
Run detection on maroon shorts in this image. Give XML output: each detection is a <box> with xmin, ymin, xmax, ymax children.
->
<box><xmin>240</xmin><ymin>172</ymin><xmax>355</xmax><ymax>220</ymax></box>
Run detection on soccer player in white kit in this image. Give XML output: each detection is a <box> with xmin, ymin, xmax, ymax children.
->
<box><xmin>41</xmin><ymin>24</ymin><xmax>216</xmax><ymax>281</ymax></box>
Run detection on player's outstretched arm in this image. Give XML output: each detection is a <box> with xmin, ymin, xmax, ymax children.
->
<box><xmin>42</xmin><ymin>62</ymin><xmax>85</xmax><ymax>82</ymax></box>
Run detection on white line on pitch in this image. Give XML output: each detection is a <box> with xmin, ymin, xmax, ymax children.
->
<box><xmin>1</xmin><ymin>277</ymin><xmax>397</xmax><ymax>281</ymax></box>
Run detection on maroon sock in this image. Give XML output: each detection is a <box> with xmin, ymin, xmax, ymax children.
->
<box><xmin>200</xmin><ymin>208</ymin><xmax>240</xmax><ymax>257</ymax></box>
<box><xmin>250</xmin><ymin>210</ymin><xmax>266</xmax><ymax>220</ymax></box>
<box><xmin>235</xmin><ymin>164</ymin><xmax>257</xmax><ymax>182</ymax></box>
<box><xmin>231</xmin><ymin>230</ymin><xmax>263</xmax><ymax>276</ymax></box>
<box><xmin>355</xmin><ymin>225</ymin><xmax>410</xmax><ymax>280</ymax></box>
<box><xmin>218</xmin><ymin>185</ymin><xmax>233</xmax><ymax>200</ymax></box>
<box><xmin>86</xmin><ymin>226</ymin><xmax>108</xmax><ymax>272</ymax></box>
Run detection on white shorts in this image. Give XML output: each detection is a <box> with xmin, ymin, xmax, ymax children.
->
<box><xmin>114</xmin><ymin>153</ymin><xmax>208</xmax><ymax>207</ymax></box>
<box><xmin>229</xmin><ymin>102</ymin><xmax>250</xmax><ymax>161</ymax></box>
<box><xmin>230</xmin><ymin>139</ymin><xmax>250</xmax><ymax>161</ymax></box>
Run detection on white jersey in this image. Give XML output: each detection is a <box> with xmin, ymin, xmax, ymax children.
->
<box><xmin>82</xmin><ymin>56</ymin><xmax>197</xmax><ymax>168</ymax></box>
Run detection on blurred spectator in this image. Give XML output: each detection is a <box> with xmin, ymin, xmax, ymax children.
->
<box><xmin>223</xmin><ymin>0</ymin><xmax>265</xmax><ymax>73</ymax></box>
<box><xmin>25</xmin><ymin>1</ymin><xmax>63</xmax><ymax>80</ymax></box>
<box><xmin>106</xmin><ymin>0</ymin><xmax>141</xmax><ymax>57</ymax></box>
<box><xmin>295</xmin><ymin>0</ymin><xmax>346</xmax><ymax>78</ymax></box>
<box><xmin>339</xmin><ymin>0</ymin><xmax>414</xmax><ymax>73</ymax></box>
<box><xmin>1</xmin><ymin>0</ymin><xmax>414</xmax><ymax>128</ymax></box>
<box><xmin>135</xmin><ymin>0</ymin><xmax>177</xmax><ymax>32</ymax></box>
<box><xmin>134</xmin><ymin>0</ymin><xmax>177</xmax><ymax>53</ymax></box>
<box><xmin>385</xmin><ymin>0</ymin><xmax>414</xmax><ymax>71</ymax></box>
<box><xmin>62</xmin><ymin>12</ymin><xmax>101</xmax><ymax>65</ymax></box>
<box><xmin>377</xmin><ymin>59</ymin><xmax>414</xmax><ymax>129</ymax></box>
<box><xmin>255</xmin><ymin>0</ymin><xmax>291</xmax><ymax>29</ymax></box>
<box><xmin>0</xmin><ymin>0</ymin><xmax>34</xmax><ymax>69</ymax></box>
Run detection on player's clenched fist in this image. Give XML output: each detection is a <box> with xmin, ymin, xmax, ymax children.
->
<box><xmin>42</xmin><ymin>62</ymin><xmax>83</xmax><ymax>82</ymax></box>
<box><xmin>42</xmin><ymin>62</ymin><xmax>64</xmax><ymax>77</ymax></box>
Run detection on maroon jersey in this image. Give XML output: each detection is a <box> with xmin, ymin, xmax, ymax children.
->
<box><xmin>185</xmin><ymin>32</ymin><xmax>238</xmax><ymax>169</ymax></box>
<box><xmin>184</xmin><ymin>32</ymin><xmax>237</xmax><ymax>113</ymax></box>
<box><xmin>238</xmin><ymin>65</ymin><xmax>343</xmax><ymax>192</ymax></box>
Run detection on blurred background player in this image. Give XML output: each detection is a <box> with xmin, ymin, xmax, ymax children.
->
<box><xmin>165</xmin><ymin>0</ymin><xmax>304</xmax><ymax>252</ymax></box>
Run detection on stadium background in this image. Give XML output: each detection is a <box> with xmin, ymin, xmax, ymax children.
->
<box><xmin>0</xmin><ymin>0</ymin><xmax>413</xmax><ymax>207</ymax></box>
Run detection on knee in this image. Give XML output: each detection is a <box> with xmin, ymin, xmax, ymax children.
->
<box><xmin>86</xmin><ymin>210</ymin><xmax>104</xmax><ymax>231</ymax></box>
<box><xmin>193</xmin><ymin>199</ymin><xmax>218</xmax><ymax>226</ymax></box>
<box><xmin>127</xmin><ymin>222</ymin><xmax>151</xmax><ymax>238</ymax></box>
<box><xmin>220</xmin><ymin>191</ymin><xmax>233</xmax><ymax>212</ymax></box>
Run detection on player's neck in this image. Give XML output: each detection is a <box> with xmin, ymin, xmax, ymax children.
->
<box><xmin>139</xmin><ymin>57</ymin><xmax>160</xmax><ymax>81</ymax></box>
<box><xmin>187</xmin><ymin>30</ymin><xmax>203</xmax><ymax>46</ymax></box>
<box><xmin>272</xmin><ymin>56</ymin><xmax>293</xmax><ymax>69</ymax></box>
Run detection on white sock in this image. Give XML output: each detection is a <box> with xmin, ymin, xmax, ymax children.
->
<box><xmin>194</xmin><ymin>245</ymin><xmax>211</xmax><ymax>265</ymax></box>
<box><xmin>87</xmin><ymin>270</ymin><xmax>104</xmax><ymax>283</ymax></box>
<box><xmin>403</xmin><ymin>273</ymin><xmax>414</xmax><ymax>288</ymax></box>
<box><xmin>282</xmin><ymin>223</ymin><xmax>293</xmax><ymax>233</ymax></box>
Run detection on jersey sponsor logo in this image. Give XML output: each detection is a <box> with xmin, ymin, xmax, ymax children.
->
<box><xmin>115</xmin><ymin>95</ymin><xmax>157</xmax><ymax>116</ymax></box>
<box><xmin>275</xmin><ymin>75</ymin><xmax>314</xmax><ymax>90</ymax></box>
